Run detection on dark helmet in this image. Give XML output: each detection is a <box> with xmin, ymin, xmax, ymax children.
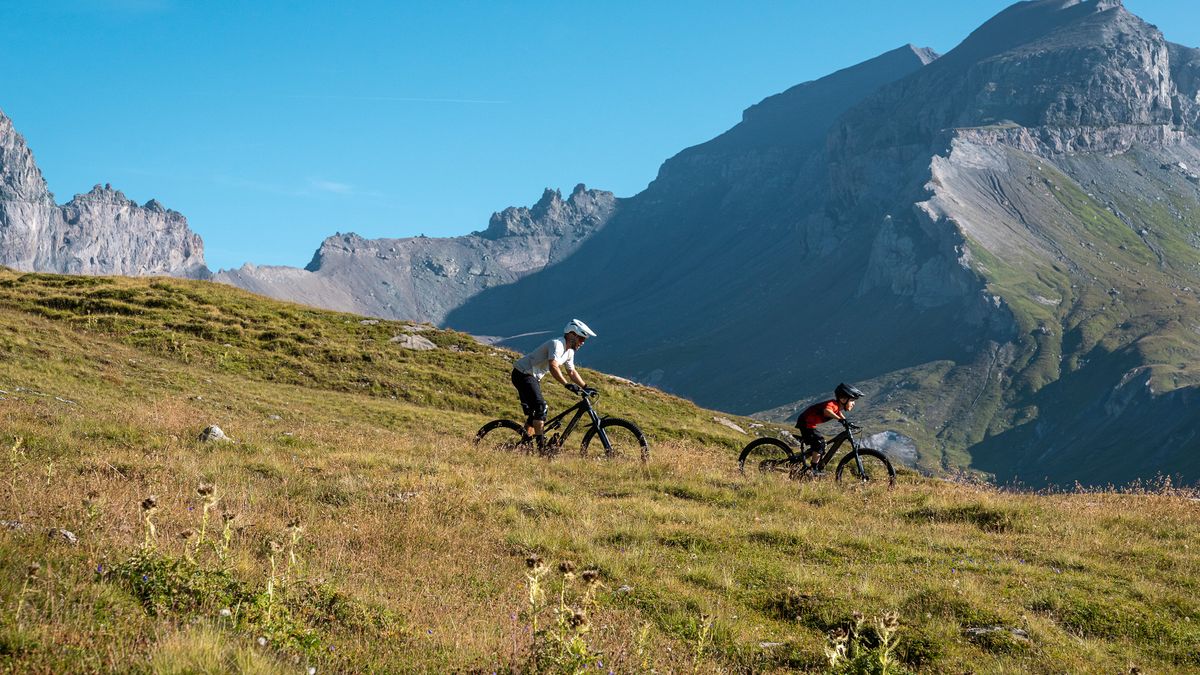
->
<box><xmin>835</xmin><ymin>383</ymin><xmax>864</xmax><ymax>400</ymax></box>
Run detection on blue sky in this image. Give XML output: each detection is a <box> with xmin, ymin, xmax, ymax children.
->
<box><xmin>1</xmin><ymin>0</ymin><xmax>1196</xmax><ymax>271</ymax></box>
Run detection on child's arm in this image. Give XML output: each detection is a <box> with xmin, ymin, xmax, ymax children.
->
<box><xmin>823</xmin><ymin>402</ymin><xmax>846</xmax><ymax>422</ymax></box>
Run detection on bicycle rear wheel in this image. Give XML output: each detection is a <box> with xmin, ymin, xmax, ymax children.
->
<box><xmin>737</xmin><ymin>438</ymin><xmax>797</xmax><ymax>477</ymax></box>
<box><xmin>835</xmin><ymin>448</ymin><xmax>896</xmax><ymax>486</ymax></box>
<box><xmin>580</xmin><ymin>418</ymin><xmax>649</xmax><ymax>463</ymax></box>
<box><xmin>474</xmin><ymin>419</ymin><xmax>534</xmax><ymax>453</ymax></box>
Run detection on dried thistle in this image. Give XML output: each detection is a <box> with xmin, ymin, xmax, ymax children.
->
<box><xmin>196</xmin><ymin>483</ymin><xmax>215</xmax><ymax>498</ymax></box>
<box><xmin>178</xmin><ymin>529</ymin><xmax>195</xmax><ymax>540</ymax></box>
<box><xmin>567</xmin><ymin>607</ymin><xmax>588</xmax><ymax>630</ymax></box>
<box><xmin>580</xmin><ymin>569</ymin><xmax>600</xmax><ymax>586</ymax></box>
<box><xmin>140</xmin><ymin>495</ymin><xmax>159</xmax><ymax>548</ymax></box>
<box><xmin>558</xmin><ymin>560</ymin><xmax>576</xmax><ymax>575</ymax></box>
<box><xmin>26</xmin><ymin>562</ymin><xmax>40</xmax><ymax>580</ymax></box>
<box><xmin>268</xmin><ymin>540</ymin><xmax>284</xmax><ymax>554</ymax></box>
<box><xmin>286</xmin><ymin>516</ymin><xmax>303</xmax><ymax>532</ymax></box>
<box><xmin>525</xmin><ymin>553</ymin><xmax>545</xmax><ymax>572</ymax></box>
<box><xmin>880</xmin><ymin>610</ymin><xmax>900</xmax><ymax>632</ymax></box>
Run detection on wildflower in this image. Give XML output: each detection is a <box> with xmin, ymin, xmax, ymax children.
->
<box><xmin>219</xmin><ymin>608</ymin><xmax>232</xmax><ymax>617</ymax></box>
<box><xmin>141</xmin><ymin>495</ymin><xmax>158</xmax><ymax>512</ymax></box>
<box><xmin>828</xmin><ymin>627</ymin><xmax>848</xmax><ymax>644</ymax></box>
<box><xmin>580</xmin><ymin>569</ymin><xmax>601</xmax><ymax>586</ymax></box>
<box><xmin>851</xmin><ymin>611</ymin><xmax>863</xmax><ymax>623</ymax></box>
<box><xmin>257</xmin><ymin>636</ymin><xmax>267</xmax><ymax>647</ymax></box>
<box><xmin>308</xmin><ymin>668</ymin><xmax>317</xmax><ymax>675</ymax></box>
<box><xmin>26</xmin><ymin>562</ymin><xmax>40</xmax><ymax>579</ymax></box>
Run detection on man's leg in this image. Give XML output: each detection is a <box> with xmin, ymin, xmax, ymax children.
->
<box><xmin>527</xmin><ymin>418</ymin><xmax>544</xmax><ymax>438</ymax></box>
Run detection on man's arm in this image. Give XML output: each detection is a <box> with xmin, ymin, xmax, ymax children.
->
<box><xmin>568</xmin><ymin>368</ymin><xmax>587</xmax><ymax>388</ymax></box>
<box><xmin>548</xmin><ymin>361</ymin><xmax>587</xmax><ymax>390</ymax></box>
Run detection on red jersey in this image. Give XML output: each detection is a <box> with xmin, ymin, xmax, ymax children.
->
<box><xmin>798</xmin><ymin>399</ymin><xmax>842</xmax><ymax>429</ymax></box>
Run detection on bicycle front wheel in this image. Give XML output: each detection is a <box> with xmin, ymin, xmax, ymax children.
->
<box><xmin>737</xmin><ymin>438</ymin><xmax>797</xmax><ymax>477</ymax></box>
<box><xmin>835</xmin><ymin>448</ymin><xmax>896</xmax><ymax>486</ymax></box>
<box><xmin>474</xmin><ymin>419</ymin><xmax>533</xmax><ymax>453</ymax></box>
<box><xmin>581</xmin><ymin>418</ymin><xmax>649</xmax><ymax>463</ymax></box>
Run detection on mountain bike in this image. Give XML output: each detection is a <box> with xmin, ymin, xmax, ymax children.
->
<box><xmin>475</xmin><ymin>390</ymin><xmax>649</xmax><ymax>463</ymax></box>
<box><xmin>737</xmin><ymin>420</ymin><xmax>895</xmax><ymax>485</ymax></box>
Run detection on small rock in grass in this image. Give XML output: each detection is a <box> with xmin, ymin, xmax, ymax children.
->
<box><xmin>390</xmin><ymin>334</ymin><xmax>437</xmax><ymax>351</ymax></box>
<box><xmin>48</xmin><ymin>528</ymin><xmax>79</xmax><ymax>545</ymax></box>
<box><xmin>268</xmin><ymin>414</ymin><xmax>282</xmax><ymax>421</ymax></box>
<box><xmin>1</xmin><ymin>520</ymin><xmax>26</xmax><ymax>530</ymax></box>
<box><xmin>712</xmin><ymin>416</ymin><xmax>746</xmax><ymax>434</ymax></box>
<box><xmin>615</xmin><ymin>585</ymin><xmax>633</xmax><ymax>595</ymax></box>
<box><xmin>359</xmin><ymin>319</ymin><xmax>380</xmax><ymax>325</ymax></box>
<box><xmin>198</xmin><ymin>425</ymin><xmax>231</xmax><ymax>443</ymax></box>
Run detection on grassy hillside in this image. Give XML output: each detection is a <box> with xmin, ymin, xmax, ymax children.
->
<box><xmin>1</xmin><ymin>270</ymin><xmax>1199</xmax><ymax>673</ymax></box>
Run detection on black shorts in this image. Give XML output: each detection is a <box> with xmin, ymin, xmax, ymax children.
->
<box><xmin>511</xmin><ymin>369</ymin><xmax>548</xmax><ymax>422</ymax></box>
<box><xmin>798</xmin><ymin>427</ymin><xmax>826</xmax><ymax>454</ymax></box>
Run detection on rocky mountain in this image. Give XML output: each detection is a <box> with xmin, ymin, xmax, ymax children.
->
<box><xmin>0</xmin><ymin>109</ymin><xmax>208</xmax><ymax>278</ymax></box>
<box><xmin>447</xmin><ymin>0</ymin><xmax>1200</xmax><ymax>486</ymax></box>
<box><xmin>216</xmin><ymin>184</ymin><xmax>615</xmax><ymax>325</ymax></box>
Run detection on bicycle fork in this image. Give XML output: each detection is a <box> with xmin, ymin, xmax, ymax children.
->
<box><xmin>589</xmin><ymin>410</ymin><xmax>612</xmax><ymax>452</ymax></box>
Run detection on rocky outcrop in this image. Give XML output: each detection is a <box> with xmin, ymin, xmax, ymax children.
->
<box><xmin>217</xmin><ymin>184</ymin><xmax>615</xmax><ymax>324</ymax></box>
<box><xmin>0</xmin><ymin>108</ymin><xmax>208</xmax><ymax>278</ymax></box>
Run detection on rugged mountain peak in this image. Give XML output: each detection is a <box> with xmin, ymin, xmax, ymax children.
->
<box><xmin>481</xmin><ymin>184</ymin><xmax>616</xmax><ymax>240</ymax></box>
<box><xmin>904</xmin><ymin>43</ymin><xmax>941</xmax><ymax>66</ymax></box>
<box><xmin>0</xmin><ymin>109</ymin><xmax>208</xmax><ymax>278</ymax></box>
<box><xmin>833</xmin><ymin>0</ymin><xmax>1184</xmax><ymax>173</ymax></box>
<box><xmin>222</xmin><ymin>185</ymin><xmax>618</xmax><ymax>324</ymax></box>
<box><xmin>0</xmin><ymin>108</ymin><xmax>52</xmax><ymax>203</ymax></box>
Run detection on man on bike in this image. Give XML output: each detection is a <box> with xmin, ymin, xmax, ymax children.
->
<box><xmin>796</xmin><ymin>383</ymin><xmax>864</xmax><ymax>471</ymax></box>
<box><xmin>511</xmin><ymin>319</ymin><xmax>597</xmax><ymax>446</ymax></box>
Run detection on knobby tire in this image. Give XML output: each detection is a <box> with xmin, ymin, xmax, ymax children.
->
<box><xmin>737</xmin><ymin>437</ymin><xmax>797</xmax><ymax>477</ymax></box>
<box><xmin>474</xmin><ymin>419</ymin><xmax>533</xmax><ymax>454</ymax></box>
<box><xmin>834</xmin><ymin>448</ymin><xmax>896</xmax><ymax>486</ymax></box>
<box><xmin>581</xmin><ymin>418</ymin><xmax>649</xmax><ymax>463</ymax></box>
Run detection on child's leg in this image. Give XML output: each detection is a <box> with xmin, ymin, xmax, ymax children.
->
<box><xmin>799</xmin><ymin>428</ymin><xmax>826</xmax><ymax>467</ymax></box>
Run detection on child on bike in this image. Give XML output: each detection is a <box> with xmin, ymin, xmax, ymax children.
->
<box><xmin>795</xmin><ymin>383</ymin><xmax>864</xmax><ymax>471</ymax></box>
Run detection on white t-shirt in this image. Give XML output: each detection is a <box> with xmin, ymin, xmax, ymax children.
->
<box><xmin>514</xmin><ymin>338</ymin><xmax>575</xmax><ymax>380</ymax></box>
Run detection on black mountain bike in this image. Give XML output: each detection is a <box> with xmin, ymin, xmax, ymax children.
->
<box><xmin>475</xmin><ymin>390</ymin><xmax>649</xmax><ymax>463</ymax></box>
<box><xmin>737</xmin><ymin>420</ymin><xmax>895</xmax><ymax>485</ymax></box>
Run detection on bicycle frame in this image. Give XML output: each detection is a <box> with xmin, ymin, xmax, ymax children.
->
<box><xmin>803</xmin><ymin>425</ymin><xmax>866</xmax><ymax>473</ymax></box>
<box><xmin>538</xmin><ymin>394</ymin><xmax>609</xmax><ymax>450</ymax></box>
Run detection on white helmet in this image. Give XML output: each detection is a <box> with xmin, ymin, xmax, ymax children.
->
<box><xmin>564</xmin><ymin>319</ymin><xmax>596</xmax><ymax>338</ymax></box>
